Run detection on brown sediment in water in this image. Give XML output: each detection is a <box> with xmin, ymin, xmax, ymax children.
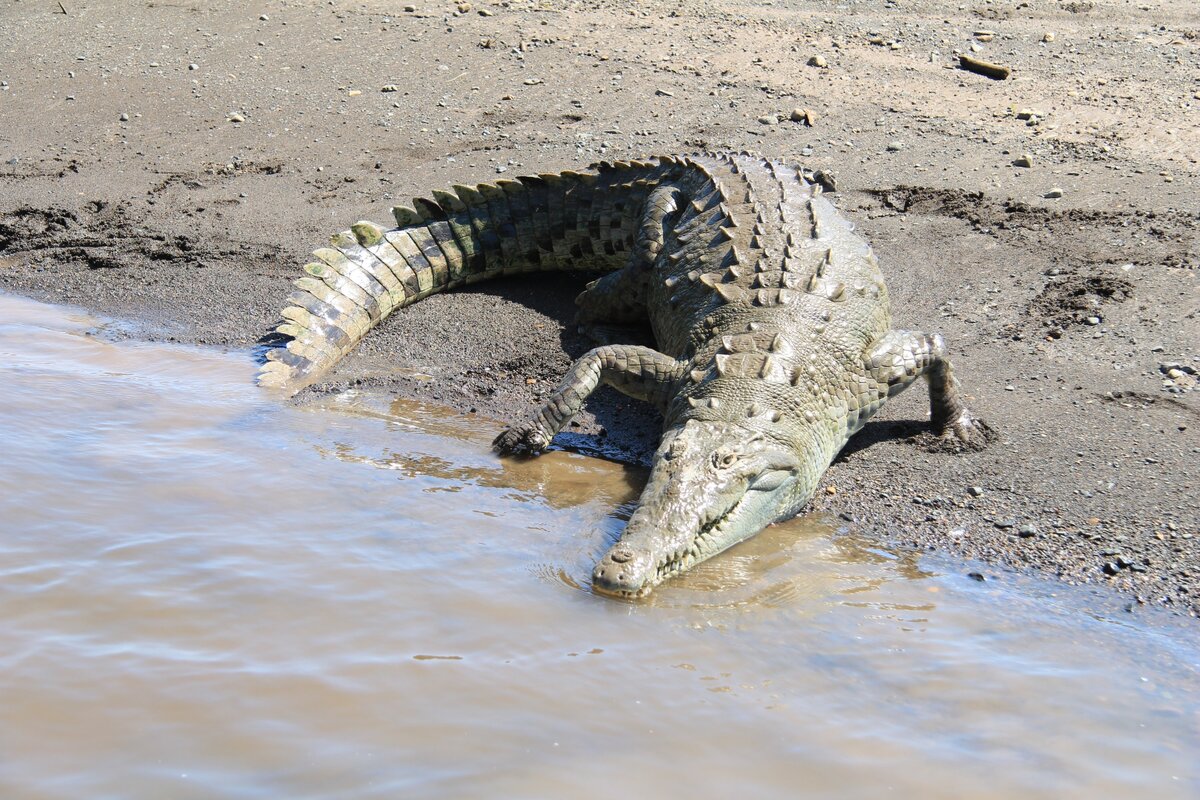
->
<box><xmin>1</xmin><ymin>292</ymin><xmax>1197</xmax><ymax>797</ymax></box>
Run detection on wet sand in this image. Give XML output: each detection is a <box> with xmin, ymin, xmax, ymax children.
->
<box><xmin>0</xmin><ymin>0</ymin><xmax>1196</xmax><ymax>614</ymax></box>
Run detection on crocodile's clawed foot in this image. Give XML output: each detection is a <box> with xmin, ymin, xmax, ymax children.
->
<box><xmin>493</xmin><ymin>421</ymin><xmax>552</xmax><ymax>455</ymax></box>
<box><xmin>937</xmin><ymin>410</ymin><xmax>993</xmax><ymax>452</ymax></box>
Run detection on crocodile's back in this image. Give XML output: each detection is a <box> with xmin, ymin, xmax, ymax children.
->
<box><xmin>640</xmin><ymin>154</ymin><xmax>895</xmax><ymax>466</ymax></box>
<box><xmin>646</xmin><ymin>153</ymin><xmax>890</xmax><ymax>356</ymax></box>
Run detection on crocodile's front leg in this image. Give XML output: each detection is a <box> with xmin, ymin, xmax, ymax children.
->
<box><xmin>493</xmin><ymin>345</ymin><xmax>685</xmax><ymax>454</ymax></box>
<box><xmin>865</xmin><ymin>330</ymin><xmax>989</xmax><ymax>445</ymax></box>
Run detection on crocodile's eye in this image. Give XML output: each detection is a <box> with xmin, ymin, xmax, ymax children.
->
<box><xmin>712</xmin><ymin>450</ymin><xmax>739</xmax><ymax>470</ymax></box>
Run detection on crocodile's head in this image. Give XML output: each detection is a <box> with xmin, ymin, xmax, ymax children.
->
<box><xmin>592</xmin><ymin>420</ymin><xmax>808</xmax><ymax>598</ymax></box>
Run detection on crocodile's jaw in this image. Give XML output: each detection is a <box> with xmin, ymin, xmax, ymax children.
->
<box><xmin>591</xmin><ymin>421</ymin><xmax>809</xmax><ymax>598</ymax></box>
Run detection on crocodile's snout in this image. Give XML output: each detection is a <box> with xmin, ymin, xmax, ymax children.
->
<box><xmin>592</xmin><ymin>547</ymin><xmax>654</xmax><ymax>596</ymax></box>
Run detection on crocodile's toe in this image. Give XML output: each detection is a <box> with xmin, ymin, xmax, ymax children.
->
<box><xmin>492</xmin><ymin>422</ymin><xmax>551</xmax><ymax>455</ymax></box>
<box><xmin>939</xmin><ymin>411</ymin><xmax>993</xmax><ymax>451</ymax></box>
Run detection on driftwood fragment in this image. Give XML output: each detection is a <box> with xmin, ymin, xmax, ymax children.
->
<box><xmin>958</xmin><ymin>55</ymin><xmax>1011</xmax><ymax>80</ymax></box>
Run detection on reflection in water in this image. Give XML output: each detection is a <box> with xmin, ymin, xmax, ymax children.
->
<box><xmin>313</xmin><ymin>392</ymin><xmax>646</xmax><ymax>511</ymax></box>
<box><xmin>1</xmin><ymin>293</ymin><xmax>1198</xmax><ymax>800</ymax></box>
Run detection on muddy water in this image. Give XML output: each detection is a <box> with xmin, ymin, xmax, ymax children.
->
<box><xmin>0</xmin><ymin>293</ymin><xmax>1197</xmax><ymax>799</ymax></box>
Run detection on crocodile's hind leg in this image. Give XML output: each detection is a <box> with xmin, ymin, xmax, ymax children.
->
<box><xmin>496</xmin><ymin>184</ymin><xmax>687</xmax><ymax>454</ymax></box>
<box><xmin>864</xmin><ymin>330</ymin><xmax>989</xmax><ymax>446</ymax></box>
<box><xmin>493</xmin><ymin>345</ymin><xmax>685</xmax><ymax>454</ymax></box>
<box><xmin>574</xmin><ymin>184</ymin><xmax>684</xmax><ymax>339</ymax></box>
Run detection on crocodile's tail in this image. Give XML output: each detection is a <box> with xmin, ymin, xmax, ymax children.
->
<box><xmin>258</xmin><ymin>158</ymin><xmax>682</xmax><ymax>393</ymax></box>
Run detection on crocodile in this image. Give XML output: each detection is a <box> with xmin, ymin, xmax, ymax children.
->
<box><xmin>259</xmin><ymin>153</ymin><xmax>987</xmax><ymax>597</ymax></box>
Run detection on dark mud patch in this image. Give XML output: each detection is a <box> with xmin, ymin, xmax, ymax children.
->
<box><xmin>148</xmin><ymin>160</ymin><xmax>284</xmax><ymax>195</ymax></box>
<box><xmin>1102</xmin><ymin>389</ymin><xmax>1200</xmax><ymax>419</ymax></box>
<box><xmin>0</xmin><ymin>202</ymin><xmax>260</xmax><ymax>270</ymax></box>
<box><xmin>870</xmin><ymin>186</ymin><xmax>1198</xmax><ymax>269</ymax></box>
<box><xmin>0</xmin><ymin>202</ymin><xmax>288</xmax><ymax>345</ymax></box>
<box><xmin>1029</xmin><ymin>273</ymin><xmax>1134</xmax><ymax>332</ymax></box>
<box><xmin>0</xmin><ymin>206</ymin><xmax>78</xmax><ymax>250</ymax></box>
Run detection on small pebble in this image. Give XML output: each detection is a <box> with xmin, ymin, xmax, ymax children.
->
<box><xmin>807</xmin><ymin>55</ymin><xmax>828</xmax><ymax>68</ymax></box>
<box><xmin>1042</xmin><ymin>32</ymin><xmax>1056</xmax><ymax>42</ymax></box>
<box><xmin>1044</xmin><ymin>187</ymin><xmax>1064</xmax><ymax>198</ymax></box>
<box><xmin>119</xmin><ymin>112</ymin><xmax>130</xmax><ymax>122</ymax></box>
<box><xmin>757</xmin><ymin>114</ymin><xmax>777</xmax><ymax>125</ymax></box>
<box><xmin>495</xmin><ymin>164</ymin><xmax>507</xmax><ymax>173</ymax></box>
<box><xmin>1085</xmin><ymin>316</ymin><xmax>1101</xmax><ymax>325</ymax></box>
<box><xmin>968</xmin><ymin>486</ymin><xmax>984</xmax><ymax>497</ymax></box>
<box><xmin>994</xmin><ymin>519</ymin><xmax>1016</xmax><ymax>529</ymax></box>
<box><xmin>1102</xmin><ymin>561</ymin><xmax>1121</xmax><ymax>576</ymax></box>
<box><xmin>886</xmin><ymin>141</ymin><xmax>903</xmax><ymax>152</ymax></box>
<box><xmin>791</xmin><ymin>108</ymin><xmax>817</xmax><ymax>125</ymax></box>
<box><xmin>967</xmin><ymin>572</ymin><xmax>986</xmax><ymax>582</ymax></box>
<box><xmin>1013</xmin><ymin>154</ymin><xmax>1033</xmax><ymax>168</ymax></box>
<box><xmin>188</xmin><ymin>63</ymin><xmax>199</xmax><ymax>71</ymax></box>
<box><xmin>259</xmin><ymin>14</ymin><xmax>269</xmax><ymax>21</ymax></box>
<box><xmin>229</xmin><ymin>113</ymin><xmax>245</xmax><ymax>123</ymax></box>
<box><xmin>1018</xmin><ymin>524</ymin><xmax>1038</xmax><ymax>538</ymax></box>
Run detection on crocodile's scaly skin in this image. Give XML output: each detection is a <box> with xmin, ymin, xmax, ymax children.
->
<box><xmin>261</xmin><ymin>153</ymin><xmax>987</xmax><ymax>597</ymax></box>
